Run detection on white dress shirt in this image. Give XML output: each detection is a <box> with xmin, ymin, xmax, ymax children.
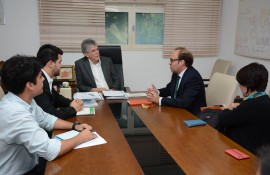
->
<box><xmin>42</xmin><ymin>69</ymin><xmax>53</xmax><ymax>92</ymax></box>
<box><xmin>89</xmin><ymin>59</ymin><xmax>109</xmax><ymax>89</ymax></box>
<box><xmin>0</xmin><ymin>93</ymin><xmax>61</xmax><ymax>174</ymax></box>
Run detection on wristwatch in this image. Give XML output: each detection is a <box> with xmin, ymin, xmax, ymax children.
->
<box><xmin>72</xmin><ymin>122</ymin><xmax>80</xmax><ymax>131</ymax></box>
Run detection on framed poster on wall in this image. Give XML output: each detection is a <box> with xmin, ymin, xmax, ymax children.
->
<box><xmin>234</xmin><ymin>0</ymin><xmax>270</xmax><ymax>59</ymax></box>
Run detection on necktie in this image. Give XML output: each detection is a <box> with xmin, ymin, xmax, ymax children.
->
<box><xmin>173</xmin><ymin>76</ymin><xmax>181</xmax><ymax>98</ymax></box>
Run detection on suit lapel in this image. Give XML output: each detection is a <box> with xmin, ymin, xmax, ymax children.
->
<box><xmin>173</xmin><ymin>67</ymin><xmax>190</xmax><ymax>97</ymax></box>
<box><xmin>82</xmin><ymin>57</ymin><xmax>96</xmax><ymax>86</ymax></box>
<box><xmin>100</xmin><ymin>57</ymin><xmax>109</xmax><ymax>83</ymax></box>
<box><xmin>41</xmin><ymin>72</ymin><xmax>54</xmax><ymax>101</ymax></box>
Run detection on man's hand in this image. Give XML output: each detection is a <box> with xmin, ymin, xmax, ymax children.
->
<box><xmin>91</xmin><ymin>87</ymin><xmax>107</xmax><ymax>93</ymax></box>
<box><xmin>146</xmin><ymin>84</ymin><xmax>158</xmax><ymax>94</ymax></box>
<box><xmin>70</xmin><ymin>99</ymin><xmax>84</xmax><ymax>112</ymax></box>
<box><xmin>77</xmin><ymin>129</ymin><xmax>97</xmax><ymax>142</ymax></box>
<box><xmin>147</xmin><ymin>92</ymin><xmax>160</xmax><ymax>104</ymax></box>
<box><xmin>75</xmin><ymin>123</ymin><xmax>93</xmax><ymax>131</ymax></box>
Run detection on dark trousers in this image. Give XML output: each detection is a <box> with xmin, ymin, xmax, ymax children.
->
<box><xmin>24</xmin><ymin>157</ymin><xmax>47</xmax><ymax>175</ymax></box>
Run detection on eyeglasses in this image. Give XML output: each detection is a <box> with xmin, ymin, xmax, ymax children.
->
<box><xmin>170</xmin><ymin>58</ymin><xmax>180</xmax><ymax>63</ymax></box>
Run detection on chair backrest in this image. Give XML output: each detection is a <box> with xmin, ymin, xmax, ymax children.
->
<box><xmin>210</xmin><ymin>59</ymin><xmax>232</xmax><ymax>78</ymax></box>
<box><xmin>98</xmin><ymin>45</ymin><xmax>124</xmax><ymax>90</ymax></box>
<box><xmin>0</xmin><ymin>85</ymin><xmax>5</xmax><ymax>99</ymax></box>
<box><xmin>206</xmin><ymin>72</ymin><xmax>238</xmax><ymax>106</ymax></box>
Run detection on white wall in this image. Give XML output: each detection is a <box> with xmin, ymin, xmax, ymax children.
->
<box><xmin>1</xmin><ymin>0</ymin><xmax>269</xmax><ymax>93</ymax></box>
<box><xmin>219</xmin><ymin>0</ymin><xmax>270</xmax><ymax>95</ymax></box>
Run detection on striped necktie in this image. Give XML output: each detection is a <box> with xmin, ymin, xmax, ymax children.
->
<box><xmin>173</xmin><ymin>76</ymin><xmax>181</xmax><ymax>98</ymax></box>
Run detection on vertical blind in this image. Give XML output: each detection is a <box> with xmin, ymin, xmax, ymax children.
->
<box><xmin>39</xmin><ymin>0</ymin><xmax>105</xmax><ymax>52</ymax></box>
<box><xmin>163</xmin><ymin>0</ymin><xmax>221</xmax><ymax>57</ymax></box>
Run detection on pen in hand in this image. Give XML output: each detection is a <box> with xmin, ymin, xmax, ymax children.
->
<box><xmin>77</xmin><ymin>129</ymin><xmax>96</xmax><ymax>132</ymax></box>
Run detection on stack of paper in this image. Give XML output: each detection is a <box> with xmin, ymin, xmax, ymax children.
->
<box><xmin>54</xmin><ymin>130</ymin><xmax>107</xmax><ymax>149</ymax></box>
<box><xmin>77</xmin><ymin>107</ymin><xmax>95</xmax><ymax>116</ymax></box>
<box><xmin>102</xmin><ymin>90</ymin><xmax>128</xmax><ymax>99</ymax></box>
<box><xmin>82</xmin><ymin>99</ymin><xmax>98</xmax><ymax>107</ymax></box>
<box><xmin>74</xmin><ymin>92</ymin><xmax>103</xmax><ymax>100</ymax></box>
<box><xmin>127</xmin><ymin>92</ymin><xmax>147</xmax><ymax>98</ymax></box>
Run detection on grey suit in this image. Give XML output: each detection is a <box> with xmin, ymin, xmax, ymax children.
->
<box><xmin>75</xmin><ymin>56</ymin><xmax>120</xmax><ymax>92</ymax></box>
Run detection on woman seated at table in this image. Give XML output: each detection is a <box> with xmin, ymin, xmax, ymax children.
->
<box><xmin>217</xmin><ymin>62</ymin><xmax>270</xmax><ymax>154</ymax></box>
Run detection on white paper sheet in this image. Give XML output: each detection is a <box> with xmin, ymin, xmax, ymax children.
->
<box><xmin>54</xmin><ymin>130</ymin><xmax>107</xmax><ymax>149</ymax></box>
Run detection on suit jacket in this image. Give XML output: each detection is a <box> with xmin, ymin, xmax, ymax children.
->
<box><xmin>75</xmin><ymin>56</ymin><xmax>120</xmax><ymax>92</ymax></box>
<box><xmin>34</xmin><ymin>73</ymin><xmax>76</xmax><ymax>120</ymax></box>
<box><xmin>159</xmin><ymin>66</ymin><xmax>206</xmax><ymax>115</ymax></box>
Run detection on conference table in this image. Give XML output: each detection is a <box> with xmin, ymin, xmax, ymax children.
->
<box><xmin>131</xmin><ymin>104</ymin><xmax>258</xmax><ymax>175</ymax></box>
<box><xmin>45</xmin><ymin>99</ymin><xmax>258</xmax><ymax>175</ymax></box>
<box><xmin>45</xmin><ymin>100</ymin><xmax>143</xmax><ymax>175</ymax></box>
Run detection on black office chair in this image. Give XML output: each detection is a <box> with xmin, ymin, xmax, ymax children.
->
<box><xmin>98</xmin><ymin>45</ymin><xmax>130</xmax><ymax>92</ymax></box>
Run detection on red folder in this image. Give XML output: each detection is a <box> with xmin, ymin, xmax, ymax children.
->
<box><xmin>128</xmin><ymin>99</ymin><xmax>152</xmax><ymax>106</ymax></box>
<box><xmin>225</xmin><ymin>149</ymin><xmax>250</xmax><ymax>160</ymax></box>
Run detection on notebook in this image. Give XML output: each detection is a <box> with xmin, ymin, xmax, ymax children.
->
<box><xmin>77</xmin><ymin>107</ymin><xmax>95</xmax><ymax>116</ymax></box>
<box><xmin>183</xmin><ymin>119</ymin><xmax>206</xmax><ymax>127</ymax></box>
<box><xmin>225</xmin><ymin>149</ymin><xmax>250</xmax><ymax>160</ymax></box>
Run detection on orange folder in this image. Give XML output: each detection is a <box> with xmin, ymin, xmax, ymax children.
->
<box><xmin>128</xmin><ymin>99</ymin><xmax>152</xmax><ymax>106</ymax></box>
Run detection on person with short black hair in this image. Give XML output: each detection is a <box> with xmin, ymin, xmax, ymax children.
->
<box><xmin>35</xmin><ymin>44</ymin><xmax>84</xmax><ymax>120</ymax></box>
<box><xmin>75</xmin><ymin>38</ymin><xmax>121</xmax><ymax>92</ymax></box>
<box><xmin>218</xmin><ymin>62</ymin><xmax>270</xmax><ymax>154</ymax></box>
<box><xmin>0</xmin><ymin>55</ymin><xmax>96</xmax><ymax>175</ymax></box>
<box><xmin>146</xmin><ymin>47</ymin><xmax>206</xmax><ymax>115</ymax></box>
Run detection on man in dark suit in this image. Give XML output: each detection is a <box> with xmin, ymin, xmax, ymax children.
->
<box><xmin>75</xmin><ymin>38</ymin><xmax>120</xmax><ymax>92</ymax></box>
<box><xmin>34</xmin><ymin>44</ymin><xmax>84</xmax><ymax>120</ymax></box>
<box><xmin>147</xmin><ymin>47</ymin><xmax>206</xmax><ymax>115</ymax></box>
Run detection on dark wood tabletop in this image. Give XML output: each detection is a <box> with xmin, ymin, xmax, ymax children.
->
<box><xmin>131</xmin><ymin>104</ymin><xmax>258</xmax><ymax>175</ymax></box>
<box><xmin>45</xmin><ymin>100</ymin><xmax>143</xmax><ymax>175</ymax></box>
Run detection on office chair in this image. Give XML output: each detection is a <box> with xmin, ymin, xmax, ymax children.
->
<box><xmin>204</xmin><ymin>59</ymin><xmax>232</xmax><ymax>87</ymax></box>
<box><xmin>206</xmin><ymin>72</ymin><xmax>238</xmax><ymax>106</ymax></box>
<box><xmin>0</xmin><ymin>85</ymin><xmax>5</xmax><ymax>99</ymax></box>
<box><xmin>98</xmin><ymin>45</ymin><xmax>130</xmax><ymax>92</ymax></box>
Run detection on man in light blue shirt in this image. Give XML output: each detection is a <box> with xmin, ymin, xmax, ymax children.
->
<box><xmin>0</xmin><ymin>55</ymin><xmax>97</xmax><ymax>175</ymax></box>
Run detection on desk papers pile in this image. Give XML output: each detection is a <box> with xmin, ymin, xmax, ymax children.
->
<box><xmin>102</xmin><ymin>90</ymin><xmax>128</xmax><ymax>99</ymax></box>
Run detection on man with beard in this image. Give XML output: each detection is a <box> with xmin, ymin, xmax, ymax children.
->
<box><xmin>146</xmin><ymin>47</ymin><xmax>206</xmax><ymax>115</ymax></box>
<box><xmin>34</xmin><ymin>44</ymin><xmax>84</xmax><ymax>120</ymax></box>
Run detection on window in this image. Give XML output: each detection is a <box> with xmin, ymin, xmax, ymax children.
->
<box><xmin>163</xmin><ymin>0</ymin><xmax>221</xmax><ymax>57</ymax></box>
<box><xmin>105</xmin><ymin>5</ymin><xmax>164</xmax><ymax>50</ymax></box>
<box><xmin>38</xmin><ymin>0</ymin><xmax>221</xmax><ymax>55</ymax></box>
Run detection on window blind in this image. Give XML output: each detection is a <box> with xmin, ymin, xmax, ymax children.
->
<box><xmin>105</xmin><ymin>0</ymin><xmax>165</xmax><ymax>5</ymax></box>
<box><xmin>39</xmin><ymin>0</ymin><xmax>105</xmax><ymax>52</ymax></box>
<box><xmin>164</xmin><ymin>0</ymin><xmax>221</xmax><ymax>57</ymax></box>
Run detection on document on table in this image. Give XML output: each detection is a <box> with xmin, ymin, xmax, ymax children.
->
<box><xmin>74</xmin><ymin>92</ymin><xmax>103</xmax><ymax>100</ymax></box>
<box><xmin>127</xmin><ymin>92</ymin><xmax>147</xmax><ymax>97</ymax></box>
<box><xmin>102</xmin><ymin>90</ymin><xmax>128</xmax><ymax>99</ymax></box>
<box><xmin>54</xmin><ymin>130</ymin><xmax>107</xmax><ymax>149</ymax></box>
<box><xmin>76</xmin><ymin>107</ymin><xmax>95</xmax><ymax>116</ymax></box>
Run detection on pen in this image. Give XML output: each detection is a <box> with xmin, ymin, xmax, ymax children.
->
<box><xmin>77</xmin><ymin>129</ymin><xmax>96</xmax><ymax>132</ymax></box>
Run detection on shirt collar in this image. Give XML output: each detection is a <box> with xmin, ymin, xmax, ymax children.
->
<box><xmin>178</xmin><ymin>67</ymin><xmax>188</xmax><ymax>77</ymax></box>
<box><xmin>89</xmin><ymin>59</ymin><xmax>101</xmax><ymax>67</ymax></box>
<box><xmin>41</xmin><ymin>69</ymin><xmax>53</xmax><ymax>83</ymax></box>
<box><xmin>4</xmin><ymin>92</ymin><xmax>33</xmax><ymax>112</ymax></box>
